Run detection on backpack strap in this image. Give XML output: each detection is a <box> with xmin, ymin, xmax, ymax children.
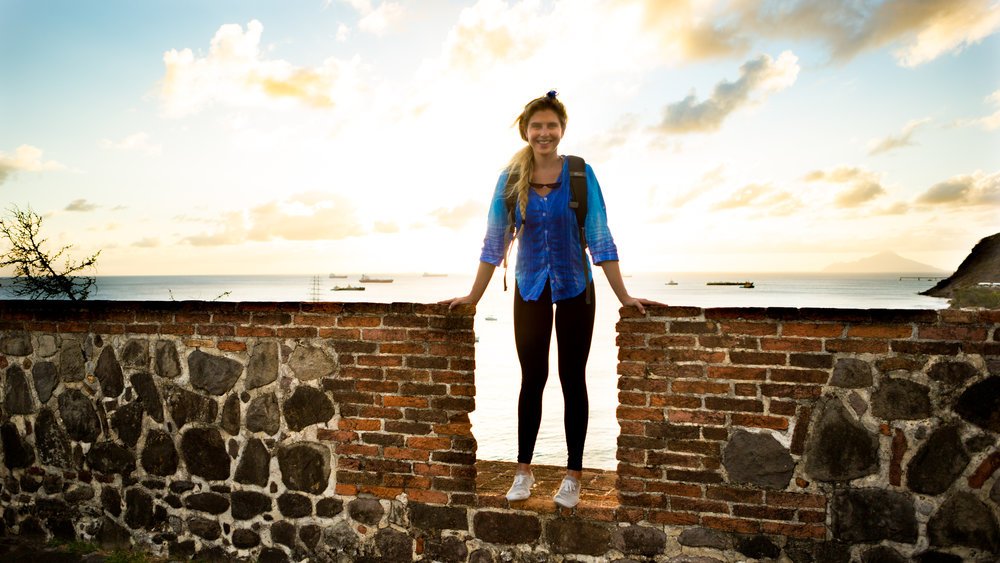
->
<box><xmin>502</xmin><ymin>156</ymin><xmax>592</xmax><ymax>303</ymax></box>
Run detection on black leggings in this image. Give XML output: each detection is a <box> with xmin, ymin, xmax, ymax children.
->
<box><xmin>514</xmin><ymin>281</ymin><xmax>595</xmax><ymax>471</ymax></box>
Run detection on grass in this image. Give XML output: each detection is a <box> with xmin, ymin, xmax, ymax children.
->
<box><xmin>43</xmin><ymin>539</ymin><xmax>197</xmax><ymax>563</ymax></box>
<box><xmin>950</xmin><ymin>286</ymin><xmax>1000</xmax><ymax>309</ymax></box>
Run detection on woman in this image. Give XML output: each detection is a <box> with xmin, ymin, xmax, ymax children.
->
<box><xmin>441</xmin><ymin>91</ymin><xmax>662</xmax><ymax>508</ymax></box>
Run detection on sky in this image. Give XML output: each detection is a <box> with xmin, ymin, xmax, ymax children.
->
<box><xmin>1</xmin><ymin>0</ymin><xmax>998</xmax><ymax>276</ymax></box>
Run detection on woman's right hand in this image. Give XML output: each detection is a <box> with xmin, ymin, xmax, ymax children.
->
<box><xmin>438</xmin><ymin>295</ymin><xmax>477</xmax><ymax>310</ymax></box>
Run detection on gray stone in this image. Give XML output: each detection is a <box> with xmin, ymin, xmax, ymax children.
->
<box><xmin>288</xmin><ymin>344</ymin><xmax>336</xmax><ymax>381</ymax></box>
<box><xmin>374</xmin><ymin>527</ymin><xmax>411</xmax><ymax>561</ymax></box>
<box><xmin>469</xmin><ymin>549</ymin><xmax>495</xmax><ymax>563</ymax></box>
<box><xmin>4</xmin><ymin>365</ymin><xmax>33</xmax><ymax>414</ymax></box>
<box><xmin>36</xmin><ymin>334</ymin><xmax>57</xmax><ymax>357</ymax></box>
<box><xmin>784</xmin><ymin>538</ymin><xmax>850</xmax><ymax>563</ymax></box>
<box><xmin>246</xmin><ymin>392</ymin><xmax>280</xmax><ymax>435</ymax></box>
<box><xmin>1</xmin><ymin>422</ymin><xmax>35</xmax><ymax>468</ymax></box>
<box><xmin>872</xmin><ymin>378</ymin><xmax>931</xmax><ymax>420</ymax></box>
<box><xmin>59</xmin><ymin>341</ymin><xmax>86</xmax><ymax>382</ymax></box>
<box><xmin>231</xmin><ymin>490</ymin><xmax>271</xmax><ymax>520</ymax></box>
<box><xmin>831</xmin><ymin>488</ymin><xmax>917</xmax><ymax>543</ymax></box>
<box><xmin>86</xmin><ymin>441</ymin><xmax>136</xmax><ymax>475</ymax></box>
<box><xmin>278</xmin><ymin>492</ymin><xmax>312</xmax><ymax>518</ymax></box>
<box><xmin>965</xmin><ymin>433</ymin><xmax>995</xmax><ymax>453</ymax></box>
<box><xmin>102</xmin><ymin>486</ymin><xmax>122</xmax><ymax>517</ymax></box>
<box><xmin>409</xmin><ymin>503</ymin><xmax>467</xmax><ymax>531</ymax></box>
<box><xmin>283</xmin><ymin>385</ymin><xmax>334</xmax><ymax>431</ymax></box>
<box><xmin>141</xmin><ymin>429</ymin><xmax>179</xmax><ymax>476</ymax></box>
<box><xmin>0</xmin><ymin>332</ymin><xmax>32</xmax><ymax>355</ymax></box>
<box><xmin>165</xmin><ymin>385</ymin><xmax>218</xmax><ymax>429</ymax></box>
<box><xmin>58</xmin><ymin>388</ymin><xmax>102</xmax><ymax>442</ymax></box>
<box><xmin>271</xmin><ymin>520</ymin><xmax>296</xmax><ymax>547</ymax></box>
<box><xmin>180</xmin><ymin>427</ymin><xmax>230</xmax><ymax>480</ymax></box>
<box><xmin>614</xmin><ymin>525</ymin><xmax>667</xmax><ymax>556</ymax></box>
<box><xmin>928</xmin><ymin>360</ymin><xmax>979</xmax><ymax>386</ymax></box>
<box><xmin>735</xmin><ymin>535</ymin><xmax>780</xmax><ymax>559</ymax></box>
<box><xmin>188</xmin><ymin>350</ymin><xmax>243</xmax><ymax>395</ymax></box>
<box><xmin>43</xmin><ymin>472</ymin><xmax>63</xmax><ymax>494</ymax></box>
<box><xmin>348</xmin><ymin>498</ymin><xmax>384</xmax><ymax>525</ymax></box>
<box><xmin>927</xmin><ymin>491</ymin><xmax>999</xmax><ymax>551</ymax></box>
<box><xmin>220</xmin><ymin>393</ymin><xmax>240</xmax><ymax>435</ymax></box>
<box><xmin>98</xmin><ymin>517</ymin><xmax>131</xmax><ymax>548</ymax></box>
<box><xmin>110</xmin><ymin>401</ymin><xmax>143</xmax><ymax>447</ymax></box>
<box><xmin>124</xmin><ymin>487</ymin><xmax>153</xmax><ymax>529</ymax></box>
<box><xmin>65</xmin><ymin>484</ymin><xmax>95</xmax><ymax>503</ymax></box>
<box><xmin>185</xmin><ymin>492</ymin><xmax>230</xmax><ymax>514</ymax></box>
<box><xmin>35</xmin><ymin>408</ymin><xmax>72</xmax><ymax>468</ymax></box>
<box><xmin>247</xmin><ymin>341</ymin><xmax>279</xmax><ymax>390</ymax></box>
<box><xmin>665</xmin><ymin>557</ymin><xmax>725</xmax><ymax>563</ymax></box>
<box><xmin>258</xmin><ymin>547</ymin><xmax>289</xmax><ymax>563</ymax></box>
<box><xmin>912</xmin><ymin>552</ymin><xmax>963</xmax><ymax>563</ymax></box>
<box><xmin>154</xmin><ymin>340</ymin><xmax>181</xmax><ymax>379</ymax></box>
<box><xmin>278</xmin><ymin>441</ymin><xmax>330</xmax><ymax>494</ymax></box>
<box><xmin>804</xmin><ymin>397</ymin><xmax>879</xmax><ymax>482</ymax></box>
<box><xmin>955</xmin><ymin>376</ymin><xmax>1000</xmax><ymax>432</ymax></box>
<box><xmin>94</xmin><ymin>346</ymin><xmax>124</xmax><ymax>398</ymax></box>
<box><xmin>906</xmin><ymin>424</ymin><xmax>970</xmax><ymax>495</ymax></box>
<box><xmin>722</xmin><ymin>429</ymin><xmax>794</xmax><ymax>489</ymax></box>
<box><xmin>130</xmin><ymin>372</ymin><xmax>163</xmax><ymax>423</ymax></box>
<box><xmin>547</xmin><ymin>518</ymin><xmax>613</xmax><ymax>556</ymax></box>
<box><xmin>991</xmin><ymin>476</ymin><xmax>1000</xmax><ymax>504</ymax></box>
<box><xmin>473</xmin><ymin>511</ymin><xmax>541</xmax><ymax>544</ymax></box>
<box><xmin>31</xmin><ymin>361</ymin><xmax>58</xmax><ymax>404</ymax></box>
<box><xmin>121</xmin><ymin>339</ymin><xmax>149</xmax><ymax>369</ymax></box>
<box><xmin>847</xmin><ymin>390</ymin><xmax>868</xmax><ymax>416</ymax></box>
<box><xmin>678</xmin><ymin>526</ymin><xmax>731</xmax><ymax>550</ymax></box>
<box><xmin>233</xmin><ymin>528</ymin><xmax>261</xmax><ymax>549</ymax></box>
<box><xmin>316</xmin><ymin>497</ymin><xmax>344</xmax><ymax>518</ymax></box>
<box><xmin>188</xmin><ymin>516</ymin><xmax>221</xmax><ymax>540</ymax></box>
<box><xmin>234</xmin><ymin>438</ymin><xmax>270</xmax><ymax>486</ymax></box>
<box><xmin>299</xmin><ymin>524</ymin><xmax>321</xmax><ymax>549</ymax></box>
<box><xmin>860</xmin><ymin>546</ymin><xmax>908</xmax><ymax>563</ymax></box>
<box><xmin>424</xmin><ymin>535</ymin><xmax>468</xmax><ymax>563</ymax></box>
<box><xmin>831</xmin><ymin>358</ymin><xmax>872</xmax><ymax>387</ymax></box>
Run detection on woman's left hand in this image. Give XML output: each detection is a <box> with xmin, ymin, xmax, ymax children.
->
<box><xmin>621</xmin><ymin>297</ymin><xmax>667</xmax><ymax>316</ymax></box>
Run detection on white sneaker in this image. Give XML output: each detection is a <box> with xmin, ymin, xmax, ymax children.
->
<box><xmin>553</xmin><ymin>476</ymin><xmax>580</xmax><ymax>508</ymax></box>
<box><xmin>505</xmin><ymin>472</ymin><xmax>534</xmax><ymax>501</ymax></box>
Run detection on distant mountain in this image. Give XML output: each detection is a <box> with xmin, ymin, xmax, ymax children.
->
<box><xmin>821</xmin><ymin>251</ymin><xmax>945</xmax><ymax>274</ymax></box>
<box><xmin>922</xmin><ymin>232</ymin><xmax>1000</xmax><ymax>298</ymax></box>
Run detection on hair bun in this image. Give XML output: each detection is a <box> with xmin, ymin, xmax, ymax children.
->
<box><xmin>546</xmin><ymin>90</ymin><xmax>558</xmax><ymax>99</ymax></box>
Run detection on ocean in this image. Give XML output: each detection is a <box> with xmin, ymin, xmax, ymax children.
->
<box><xmin>1</xmin><ymin>272</ymin><xmax>949</xmax><ymax>470</ymax></box>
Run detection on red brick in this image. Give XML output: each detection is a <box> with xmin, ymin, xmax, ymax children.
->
<box><xmin>619</xmin><ymin>348</ymin><xmax>667</xmax><ymax>362</ymax></box>
<box><xmin>339</xmin><ymin>418</ymin><xmax>382</xmax><ymax>431</ymax></box>
<box><xmin>733</xmin><ymin>504</ymin><xmax>795</xmax><ymax>520</ymax></box>
<box><xmin>293</xmin><ymin>314</ymin><xmax>339</xmax><ymax>327</ymax></box>
<box><xmin>616</xmin><ymin>320</ymin><xmax>667</xmax><ymax>334</ymax></box>
<box><xmin>968</xmin><ymin>451</ymin><xmax>1000</xmax><ymax>489</ymax></box>
<box><xmin>236</xmin><ymin>326</ymin><xmax>274</xmax><ymax>337</ymax></box>
<box><xmin>619</xmin><ymin>377</ymin><xmax>669</xmax><ymax>393</ymax></box>
<box><xmin>126</xmin><ymin>324</ymin><xmax>159</xmax><ymax>334</ymax></box>
<box><xmin>668</xmin><ymin>440</ymin><xmax>720</xmax><ymax>456</ymax></box>
<box><xmin>647</xmin><ymin>452</ymin><xmax>701</xmax><ymax>468</ymax></box>
<box><xmin>890</xmin><ymin>428</ymin><xmax>906</xmax><ymax>486</ymax></box>
<box><xmin>769</xmin><ymin>369</ymin><xmax>830</xmax><ymax>384</ymax></box>
<box><xmin>706</xmin><ymin>486</ymin><xmax>763</xmax><ymax>504</ymax></box>
<box><xmin>335</xmin><ymin>484</ymin><xmax>359</xmax><ymax>496</ymax></box>
<box><xmin>380</xmin><ymin>342</ymin><xmax>426</xmax><ymax>355</ymax></box>
<box><xmin>429</xmin><ymin>343</ymin><xmax>474</xmax><ymax>357</ymax></box>
<box><xmin>212</xmin><ymin>313</ymin><xmax>250</xmax><ymax>324</ymax></box>
<box><xmin>433</xmin><ymin>422</ymin><xmax>472</xmax><ymax>436</ymax></box>
<box><xmin>729</xmin><ymin>351</ymin><xmax>787</xmax><ymax>365</ymax></box>
<box><xmin>647</xmin><ymin>363</ymin><xmax>705</xmax><ymax>379</ymax></box>
<box><xmin>362</xmin><ymin>328</ymin><xmax>407</xmax><ymax>341</ymax></box>
<box><xmin>618</xmin><ymin>406</ymin><xmax>664</xmax><ymax>421</ymax></box>
<box><xmin>761</xmin><ymin>384</ymin><xmax>822</xmax><ymax>399</ymax></box>
<box><xmin>670</xmin><ymin>321</ymin><xmax>718</xmax><ymax>335</ymax></box>
<box><xmin>824</xmin><ymin>339</ymin><xmax>888</xmax><ymax>353</ymax></box>
<box><xmin>358</xmin><ymin>354</ymin><xmax>403</xmax><ymax>367</ymax></box>
<box><xmin>700</xmin><ymin>335</ymin><xmax>759</xmax><ymax>349</ymax></box>
<box><xmin>176</xmin><ymin>313</ymin><xmax>211</xmax><ymax>324</ymax></box>
<box><xmin>672</xmin><ymin>380</ymin><xmax>730</xmax><ymax>395</ymax></box>
<box><xmin>918</xmin><ymin>326</ymin><xmax>989</xmax><ymax>341</ymax></box>
<box><xmin>338</xmin><ymin>316</ymin><xmax>382</xmax><ymax>327</ymax></box>
<box><xmin>384</xmin><ymin>447</ymin><xmax>430</xmax><ymax>461</ymax></box>
<box><xmin>648</xmin><ymin>335</ymin><xmax>698</xmax><ymax>348</ymax></box>
<box><xmin>720</xmin><ymin>322</ymin><xmax>778</xmax><ymax>336</ymax></box>
<box><xmin>407</xmin><ymin>437</ymin><xmax>451</xmax><ymax>450</ymax></box>
<box><xmin>182</xmin><ymin>338</ymin><xmax>215</xmax><ymax>348</ymax></box>
<box><xmin>760</xmin><ymin>521</ymin><xmax>826</xmax><ymax>539</ymax></box>
<box><xmin>217</xmin><ymin>341</ymin><xmax>246</xmax><ymax>352</ymax></box>
<box><xmin>798</xmin><ymin>510</ymin><xmax>827</xmax><ymax>523</ymax></box>
<box><xmin>337</xmin><ymin>444</ymin><xmax>380</xmax><ymax>456</ymax></box>
<box><xmin>707</xmin><ymin>366</ymin><xmax>767</xmax><ymax>381</ymax></box>
<box><xmin>383</xmin><ymin>396</ymin><xmax>427</xmax><ymax>408</ymax></box>
<box><xmin>670</xmin><ymin>349</ymin><xmax>726</xmax><ymax>363</ymax></box>
<box><xmin>761</xmin><ymin>338</ymin><xmax>824</xmax><ymax>352</ymax></box>
<box><xmin>765</xmin><ymin>491</ymin><xmax>826</xmax><ymax>508</ymax></box>
<box><xmin>704</xmin><ymin>397</ymin><xmax>764</xmax><ymax>413</ymax></box>
<box><xmin>617</xmin><ymin>464</ymin><xmax>662</xmax><ymax>479</ymax></box>
<box><xmin>671</xmin><ymin>497</ymin><xmax>728</xmax><ymax>514</ymax></box>
<box><xmin>413</xmin><ymin>463</ymin><xmax>451</xmax><ymax>477</ymax></box>
<box><xmin>619</xmin><ymin>392</ymin><xmax>648</xmax><ymax>406</ymax></box>
<box><xmin>318</xmin><ymin>429</ymin><xmax>358</xmax><ymax>442</ymax></box>
<box><xmin>940</xmin><ymin>309</ymin><xmax>979</xmax><ymax>324</ymax></box>
<box><xmin>847</xmin><ymin>324</ymin><xmax>913</xmax><ymax>339</ymax></box>
<box><xmin>668</xmin><ymin>410</ymin><xmax>726</xmax><ymax>426</ymax></box>
<box><xmin>356</xmin><ymin>380</ymin><xmax>398</xmax><ymax>393</ymax></box>
<box><xmin>733</xmin><ymin>413</ymin><xmax>788</xmax><ymax>430</ymax></box>
<box><xmin>734</xmin><ymin>383</ymin><xmax>758</xmax><ymax>397</ymax></box>
<box><xmin>769</xmin><ymin>400</ymin><xmax>798</xmax><ymax>416</ymax></box>
<box><xmin>782</xmin><ymin>323</ymin><xmax>844</xmax><ymax>338</ymax></box>
<box><xmin>277</xmin><ymin>327</ymin><xmax>318</xmax><ymax>338</ymax></box>
<box><xmin>91</xmin><ymin>323</ymin><xmax>124</xmax><ymax>334</ymax></box>
<box><xmin>361</xmin><ymin>486</ymin><xmax>405</xmax><ymax>499</ymax></box>
<box><xmin>701</xmin><ymin>516</ymin><xmax>760</xmax><ymax>534</ymax></box>
<box><xmin>651</xmin><ymin>395</ymin><xmax>701</xmax><ymax>409</ymax></box>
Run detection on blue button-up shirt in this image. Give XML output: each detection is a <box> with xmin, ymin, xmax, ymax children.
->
<box><xmin>480</xmin><ymin>158</ymin><xmax>619</xmax><ymax>302</ymax></box>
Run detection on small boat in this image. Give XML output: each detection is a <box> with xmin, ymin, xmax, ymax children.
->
<box><xmin>360</xmin><ymin>274</ymin><xmax>393</xmax><ymax>283</ymax></box>
<box><xmin>666</xmin><ymin>280</ymin><xmax>678</xmax><ymax>285</ymax></box>
<box><xmin>329</xmin><ymin>274</ymin><xmax>347</xmax><ymax>278</ymax></box>
<box><xmin>484</xmin><ymin>315</ymin><xmax>498</xmax><ymax>321</ymax></box>
<box><xmin>332</xmin><ymin>285</ymin><xmax>365</xmax><ymax>291</ymax></box>
<box><xmin>707</xmin><ymin>281</ymin><xmax>751</xmax><ymax>286</ymax></box>
<box><xmin>740</xmin><ymin>282</ymin><xmax>755</xmax><ymax>289</ymax></box>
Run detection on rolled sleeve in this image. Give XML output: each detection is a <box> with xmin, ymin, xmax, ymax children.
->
<box><xmin>583</xmin><ymin>165</ymin><xmax>619</xmax><ymax>264</ymax></box>
<box><xmin>479</xmin><ymin>171</ymin><xmax>510</xmax><ymax>266</ymax></box>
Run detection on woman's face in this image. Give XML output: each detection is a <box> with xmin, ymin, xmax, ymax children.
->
<box><xmin>526</xmin><ymin>109</ymin><xmax>563</xmax><ymax>159</ymax></box>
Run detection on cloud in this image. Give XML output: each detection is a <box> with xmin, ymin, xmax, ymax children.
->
<box><xmin>712</xmin><ymin>183</ymin><xmax>773</xmax><ymax>210</ymax></box>
<box><xmin>182</xmin><ymin>192</ymin><xmax>365</xmax><ymax>246</ymax></box>
<box><xmin>867</xmin><ymin>118</ymin><xmax>932</xmax><ymax>155</ymax></box>
<box><xmin>65</xmin><ymin>199</ymin><xmax>99</xmax><ymax>212</ymax></box>
<box><xmin>804</xmin><ymin>165</ymin><xmax>888</xmax><ymax>207</ymax></box>
<box><xmin>374</xmin><ymin>221</ymin><xmax>399</xmax><ymax>234</ymax></box>
<box><xmin>915</xmin><ymin>170</ymin><xmax>1000</xmax><ymax>206</ymax></box>
<box><xmin>132</xmin><ymin>237</ymin><xmax>161</xmax><ymax>248</ymax></box>
<box><xmin>0</xmin><ymin>145</ymin><xmax>66</xmax><ymax>185</ymax></box>
<box><xmin>430</xmin><ymin>200</ymin><xmax>485</xmax><ymax>230</ymax></box>
<box><xmin>954</xmin><ymin>89</ymin><xmax>1000</xmax><ymax>130</ymax></box>
<box><xmin>834</xmin><ymin>181</ymin><xmax>887</xmax><ymax>207</ymax></box>
<box><xmin>99</xmin><ymin>132</ymin><xmax>162</xmax><ymax>156</ymax></box>
<box><xmin>657</xmin><ymin>51</ymin><xmax>799</xmax><ymax>133</ymax></box>
<box><xmin>725</xmin><ymin>0</ymin><xmax>1000</xmax><ymax>67</ymax></box>
<box><xmin>159</xmin><ymin>20</ymin><xmax>367</xmax><ymax>117</ymax></box>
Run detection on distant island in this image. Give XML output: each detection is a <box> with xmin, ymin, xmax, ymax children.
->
<box><xmin>821</xmin><ymin>251</ymin><xmax>945</xmax><ymax>274</ymax></box>
<box><xmin>922</xmin><ymin>232</ymin><xmax>1000</xmax><ymax>298</ymax></box>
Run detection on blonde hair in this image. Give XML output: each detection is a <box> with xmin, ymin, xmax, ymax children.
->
<box><xmin>505</xmin><ymin>92</ymin><xmax>568</xmax><ymax>222</ymax></box>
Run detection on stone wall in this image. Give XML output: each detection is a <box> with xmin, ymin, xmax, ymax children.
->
<box><xmin>0</xmin><ymin>300</ymin><xmax>998</xmax><ymax>562</ymax></box>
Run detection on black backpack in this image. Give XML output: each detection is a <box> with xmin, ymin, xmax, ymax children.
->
<box><xmin>502</xmin><ymin>155</ymin><xmax>592</xmax><ymax>303</ymax></box>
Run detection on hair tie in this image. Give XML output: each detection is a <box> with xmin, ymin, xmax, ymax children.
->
<box><xmin>546</xmin><ymin>90</ymin><xmax>558</xmax><ymax>99</ymax></box>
